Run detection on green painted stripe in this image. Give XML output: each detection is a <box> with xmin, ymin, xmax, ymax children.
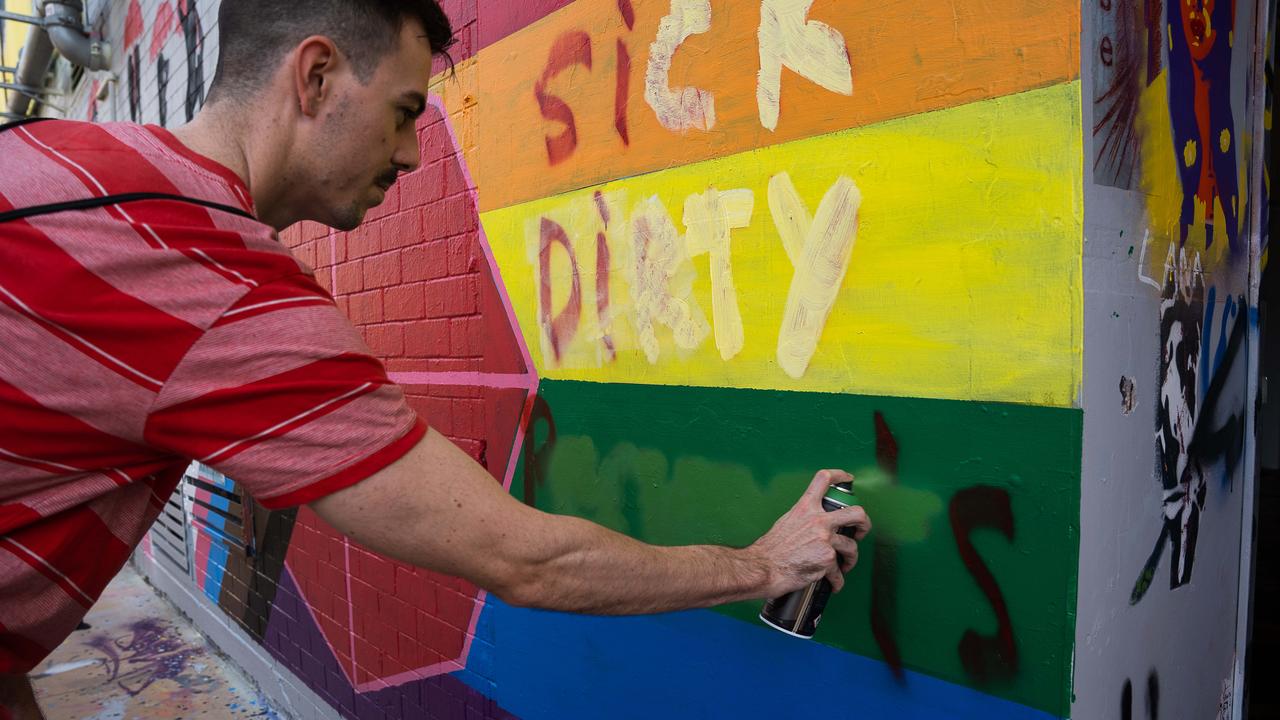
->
<box><xmin>515</xmin><ymin>380</ymin><xmax>1081</xmax><ymax>716</ymax></box>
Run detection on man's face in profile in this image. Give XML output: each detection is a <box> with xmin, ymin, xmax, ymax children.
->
<box><xmin>305</xmin><ymin>19</ymin><xmax>434</xmax><ymax>231</ymax></box>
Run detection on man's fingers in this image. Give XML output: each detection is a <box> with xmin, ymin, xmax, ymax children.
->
<box><xmin>825</xmin><ymin>562</ymin><xmax>845</xmax><ymax>593</ymax></box>
<box><xmin>803</xmin><ymin>469</ymin><xmax>834</xmax><ymax>501</ymax></box>
<box><xmin>834</xmin><ymin>537</ymin><xmax>859</xmax><ymax>572</ymax></box>
<box><xmin>829</xmin><ymin>505</ymin><xmax>872</xmax><ymax>540</ymax></box>
<box><xmin>803</xmin><ymin>469</ymin><xmax>854</xmax><ymax>503</ymax></box>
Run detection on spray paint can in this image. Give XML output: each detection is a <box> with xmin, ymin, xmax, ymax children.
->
<box><xmin>759</xmin><ymin>480</ymin><xmax>859</xmax><ymax>639</ymax></box>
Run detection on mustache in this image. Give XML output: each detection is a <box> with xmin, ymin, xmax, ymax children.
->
<box><xmin>376</xmin><ymin>170</ymin><xmax>400</xmax><ymax>189</ymax></box>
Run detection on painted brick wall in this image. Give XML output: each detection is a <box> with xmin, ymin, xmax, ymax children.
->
<box><xmin>45</xmin><ymin>0</ymin><xmax>1274</xmax><ymax>718</ymax></box>
<box><xmin>60</xmin><ymin>1</ymin><xmax>1086</xmax><ymax>718</ymax></box>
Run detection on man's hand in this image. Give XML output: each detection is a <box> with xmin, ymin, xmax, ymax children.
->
<box><xmin>748</xmin><ymin>470</ymin><xmax>871</xmax><ymax>598</ymax></box>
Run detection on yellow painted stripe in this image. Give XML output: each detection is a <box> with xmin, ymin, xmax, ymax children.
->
<box><xmin>481</xmin><ymin>82</ymin><xmax>1084</xmax><ymax>407</ymax></box>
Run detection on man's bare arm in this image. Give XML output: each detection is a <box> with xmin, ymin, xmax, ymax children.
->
<box><xmin>310</xmin><ymin>428</ymin><xmax>870</xmax><ymax>615</ymax></box>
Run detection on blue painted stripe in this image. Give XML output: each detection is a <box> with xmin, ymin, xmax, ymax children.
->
<box><xmin>453</xmin><ymin>599</ymin><xmax>1061</xmax><ymax>720</ymax></box>
<box><xmin>199</xmin><ymin>469</ymin><xmax>233</xmax><ymax>603</ymax></box>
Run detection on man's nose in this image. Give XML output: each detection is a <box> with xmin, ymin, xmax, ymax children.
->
<box><xmin>394</xmin><ymin>133</ymin><xmax>423</xmax><ymax>173</ymax></box>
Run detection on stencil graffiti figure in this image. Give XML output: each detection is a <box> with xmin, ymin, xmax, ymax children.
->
<box><xmin>1132</xmin><ymin>250</ymin><xmax>1247</xmax><ymax>603</ymax></box>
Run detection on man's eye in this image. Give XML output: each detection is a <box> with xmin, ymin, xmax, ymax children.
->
<box><xmin>397</xmin><ymin>108</ymin><xmax>411</xmax><ymax>126</ymax></box>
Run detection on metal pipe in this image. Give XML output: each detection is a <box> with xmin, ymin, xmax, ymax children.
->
<box><xmin>42</xmin><ymin>0</ymin><xmax>110</xmax><ymax>72</ymax></box>
<box><xmin>5</xmin><ymin>19</ymin><xmax>52</xmax><ymax>116</ymax></box>
<box><xmin>4</xmin><ymin>0</ymin><xmax>111</xmax><ymax>117</ymax></box>
<box><xmin>0</xmin><ymin>9</ymin><xmax>43</xmax><ymax>25</ymax></box>
<box><xmin>0</xmin><ymin>81</ymin><xmax>44</xmax><ymax>93</ymax></box>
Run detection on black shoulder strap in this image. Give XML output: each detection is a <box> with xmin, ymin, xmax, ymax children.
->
<box><xmin>0</xmin><ymin>117</ymin><xmax>53</xmax><ymax>133</ymax></box>
<box><xmin>0</xmin><ymin>118</ymin><xmax>257</xmax><ymax>224</ymax></box>
<box><xmin>0</xmin><ymin>192</ymin><xmax>257</xmax><ymax>224</ymax></box>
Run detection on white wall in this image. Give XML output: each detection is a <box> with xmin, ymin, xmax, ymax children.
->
<box><xmin>1076</xmin><ymin>1</ymin><xmax>1271</xmax><ymax>718</ymax></box>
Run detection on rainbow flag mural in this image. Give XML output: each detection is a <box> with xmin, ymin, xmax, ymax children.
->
<box><xmin>453</xmin><ymin>1</ymin><xmax>1081</xmax><ymax>716</ymax></box>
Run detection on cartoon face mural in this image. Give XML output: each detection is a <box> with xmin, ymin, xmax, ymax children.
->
<box><xmin>1167</xmin><ymin>0</ymin><xmax>1242</xmax><ymax>252</ymax></box>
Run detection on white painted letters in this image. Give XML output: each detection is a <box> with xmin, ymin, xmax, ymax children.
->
<box><xmin>645</xmin><ymin>0</ymin><xmax>717</xmax><ymax>132</ymax></box>
<box><xmin>629</xmin><ymin>196</ymin><xmax>712</xmax><ymax>362</ymax></box>
<box><xmin>684</xmin><ymin>188</ymin><xmax>755</xmax><ymax>360</ymax></box>
<box><xmin>770</xmin><ymin>172</ymin><xmax>861</xmax><ymax>378</ymax></box>
<box><xmin>757</xmin><ymin>0</ymin><xmax>853</xmax><ymax>131</ymax></box>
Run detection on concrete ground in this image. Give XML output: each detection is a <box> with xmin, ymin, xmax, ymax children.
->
<box><xmin>27</xmin><ymin>562</ymin><xmax>278</xmax><ymax>720</ymax></box>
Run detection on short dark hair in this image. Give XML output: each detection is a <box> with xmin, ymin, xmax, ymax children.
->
<box><xmin>206</xmin><ymin>0</ymin><xmax>455</xmax><ymax>104</ymax></box>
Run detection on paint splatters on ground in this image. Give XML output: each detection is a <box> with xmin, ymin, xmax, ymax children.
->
<box><xmin>29</xmin><ymin>563</ymin><xmax>278</xmax><ymax>719</ymax></box>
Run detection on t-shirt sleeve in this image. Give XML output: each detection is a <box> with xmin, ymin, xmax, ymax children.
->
<box><xmin>144</xmin><ymin>273</ymin><xmax>426</xmax><ymax>509</ymax></box>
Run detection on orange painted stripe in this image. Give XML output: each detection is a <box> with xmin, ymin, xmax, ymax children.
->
<box><xmin>471</xmin><ymin>0</ymin><xmax>1080</xmax><ymax>212</ymax></box>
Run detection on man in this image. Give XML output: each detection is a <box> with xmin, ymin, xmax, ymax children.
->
<box><xmin>0</xmin><ymin>1</ymin><xmax>870</xmax><ymax>716</ymax></box>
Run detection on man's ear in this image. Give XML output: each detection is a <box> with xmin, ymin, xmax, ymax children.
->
<box><xmin>294</xmin><ymin>36</ymin><xmax>341</xmax><ymax>118</ymax></box>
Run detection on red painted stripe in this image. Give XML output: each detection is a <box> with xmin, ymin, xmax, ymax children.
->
<box><xmin>149</xmin><ymin>2</ymin><xmax>177</xmax><ymax>62</ymax></box>
<box><xmin>146</xmin><ymin>353</ymin><xmax>394</xmax><ymax>461</ymax></box>
<box><xmin>191</xmin><ymin>485</ymin><xmax>213</xmax><ymax>589</ymax></box>
<box><xmin>123</xmin><ymin>0</ymin><xmax>143</xmax><ymax>50</ymax></box>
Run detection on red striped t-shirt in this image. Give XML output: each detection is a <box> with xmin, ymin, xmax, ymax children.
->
<box><xmin>0</xmin><ymin>119</ymin><xmax>426</xmax><ymax>673</ymax></box>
